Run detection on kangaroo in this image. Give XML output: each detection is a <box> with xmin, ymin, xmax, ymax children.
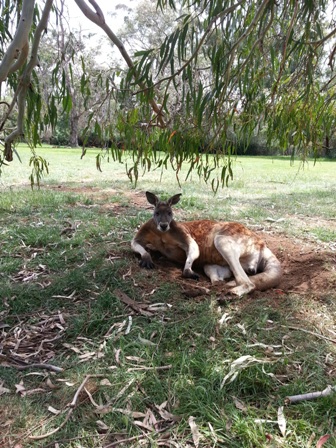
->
<box><xmin>131</xmin><ymin>192</ymin><xmax>282</xmax><ymax>296</ymax></box>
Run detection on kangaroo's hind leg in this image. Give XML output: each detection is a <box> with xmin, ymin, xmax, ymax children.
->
<box><xmin>213</xmin><ymin>235</ymin><xmax>255</xmax><ymax>296</ymax></box>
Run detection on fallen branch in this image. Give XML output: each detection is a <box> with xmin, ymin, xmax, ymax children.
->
<box><xmin>285</xmin><ymin>385</ymin><xmax>336</xmax><ymax>404</ymax></box>
<box><xmin>0</xmin><ymin>355</ymin><xmax>63</xmax><ymax>373</ymax></box>
<box><xmin>114</xmin><ymin>289</ymin><xmax>155</xmax><ymax>317</ymax></box>
<box><xmin>281</xmin><ymin>325</ymin><xmax>336</xmax><ymax>344</ymax></box>
<box><xmin>127</xmin><ymin>365</ymin><xmax>172</xmax><ymax>372</ymax></box>
<box><xmin>11</xmin><ymin>362</ymin><xmax>63</xmax><ymax>373</ymax></box>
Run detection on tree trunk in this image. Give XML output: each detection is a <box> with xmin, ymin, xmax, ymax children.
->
<box><xmin>325</xmin><ymin>135</ymin><xmax>330</xmax><ymax>158</ymax></box>
<box><xmin>69</xmin><ymin>113</ymin><xmax>79</xmax><ymax>147</ymax></box>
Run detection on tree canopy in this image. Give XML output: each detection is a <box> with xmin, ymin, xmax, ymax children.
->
<box><xmin>0</xmin><ymin>0</ymin><xmax>336</xmax><ymax>188</ymax></box>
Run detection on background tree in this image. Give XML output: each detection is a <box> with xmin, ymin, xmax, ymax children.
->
<box><xmin>38</xmin><ymin>25</ymin><xmax>118</xmax><ymax>148</ymax></box>
<box><xmin>0</xmin><ymin>0</ymin><xmax>336</xmax><ymax>188</ymax></box>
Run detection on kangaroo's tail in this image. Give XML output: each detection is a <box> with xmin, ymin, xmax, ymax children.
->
<box><xmin>251</xmin><ymin>247</ymin><xmax>282</xmax><ymax>291</ymax></box>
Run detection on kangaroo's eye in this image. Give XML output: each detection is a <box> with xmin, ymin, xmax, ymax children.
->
<box><xmin>168</xmin><ymin>212</ymin><xmax>172</xmax><ymax>216</ymax></box>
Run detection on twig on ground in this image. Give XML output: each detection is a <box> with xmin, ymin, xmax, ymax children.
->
<box><xmin>42</xmin><ymin>434</ymin><xmax>106</xmax><ymax>448</ymax></box>
<box><xmin>104</xmin><ymin>434</ymin><xmax>147</xmax><ymax>448</ymax></box>
<box><xmin>180</xmin><ymin>281</ymin><xmax>210</xmax><ymax>294</ymax></box>
<box><xmin>69</xmin><ymin>374</ymin><xmax>105</xmax><ymax>408</ymax></box>
<box><xmin>28</xmin><ymin>409</ymin><xmax>73</xmax><ymax>440</ymax></box>
<box><xmin>127</xmin><ymin>365</ymin><xmax>172</xmax><ymax>372</ymax></box>
<box><xmin>114</xmin><ymin>289</ymin><xmax>154</xmax><ymax>317</ymax></box>
<box><xmin>0</xmin><ymin>355</ymin><xmax>63</xmax><ymax>373</ymax></box>
<box><xmin>29</xmin><ymin>374</ymin><xmax>105</xmax><ymax>440</ymax></box>
<box><xmin>281</xmin><ymin>325</ymin><xmax>336</xmax><ymax>344</ymax></box>
<box><xmin>285</xmin><ymin>385</ymin><xmax>335</xmax><ymax>404</ymax></box>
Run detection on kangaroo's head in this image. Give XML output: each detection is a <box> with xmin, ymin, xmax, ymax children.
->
<box><xmin>146</xmin><ymin>191</ymin><xmax>182</xmax><ymax>232</ymax></box>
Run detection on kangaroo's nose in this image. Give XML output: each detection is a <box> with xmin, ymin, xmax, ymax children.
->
<box><xmin>160</xmin><ymin>223</ymin><xmax>168</xmax><ymax>231</ymax></box>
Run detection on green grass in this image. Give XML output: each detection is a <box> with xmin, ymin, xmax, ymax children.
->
<box><xmin>0</xmin><ymin>145</ymin><xmax>335</xmax><ymax>447</ymax></box>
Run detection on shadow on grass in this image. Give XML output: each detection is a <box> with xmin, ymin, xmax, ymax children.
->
<box><xmin>0</xmin><ymin>188</ymin><xmax>336</xmax><ymax>447</ymax></box>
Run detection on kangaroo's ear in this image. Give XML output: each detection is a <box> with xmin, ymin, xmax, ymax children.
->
<box><xmin>168</xmin><ymin>193</ymin><xmax>182</xmax><ymax>206</ymax></box>
<box><xmin>146</xmin><ymin>191</ymin><xmax>159</xmax><ymax>206</ymax></box>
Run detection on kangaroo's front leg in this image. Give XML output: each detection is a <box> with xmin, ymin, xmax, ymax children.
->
<box><xmin>131</xmin><ymin>238</ymin><xmax>154</xmax><ymax>269</ymax></box>
<box><xmin>182</xmin><ymin>237</ymin><xmax>200</xmax><ymax>280</ymax></box>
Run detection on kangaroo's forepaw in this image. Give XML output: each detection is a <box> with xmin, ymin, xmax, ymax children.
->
<box><xmin>139</xmin><ymin>256</ymin><xmax>154</xmax><ymax>269</ymax></box>
<box><xmin>183</xmin><ymin>268</ymin><xmax>199</xmax><ymax>280</ymax></box>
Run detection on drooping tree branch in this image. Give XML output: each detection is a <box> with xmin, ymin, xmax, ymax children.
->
<box><xmin>271</xmin><ymin>0</ymin><xmax>299</xmax><ymax>99</ymax></box>
<box><xmin>0</xmin><ymin>0</ymin><xmax>335</xmax><ymax>188</ymax></box>
<box><xmin>0</xmin><ymin>0</ymin><xmax>35</xmax><ymax>82</ymax></box>
<box><xmin>73</xmin><ymin>0</ymin><xmax>166</xmax><ymax>127</ymax></box>
<box><xmin>3</xmin><ymin>0</ymin><xmax>54</xmax><ymax>160</ymax></box>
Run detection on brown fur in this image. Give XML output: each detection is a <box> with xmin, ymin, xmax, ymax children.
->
<box><xmin>181</xmin><ymin>220</ymin><xmax>265</xmax><ymax>266</ymax></box>
<box><xmin>131</xmin><ymin>192</ymin><xmax>282</xmax><ymax>296</ymax></box>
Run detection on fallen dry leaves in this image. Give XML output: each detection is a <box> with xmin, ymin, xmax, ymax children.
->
<box><xmin>1</xmin><ymin>312</ymin><xmax>66</xmax><ymax>371</ymax></box>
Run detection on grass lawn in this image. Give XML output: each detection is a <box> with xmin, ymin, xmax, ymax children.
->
<box><xmin>0</xmin><ymin>144</ymin><xmax>336</xmax><ymax>447</ymax></box>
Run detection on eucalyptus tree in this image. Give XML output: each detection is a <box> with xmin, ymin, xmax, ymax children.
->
<box><xmin>0</xmin><ymin>0</ymin><xmax>335</xmax><ymax>188</ymax></box>
<box><xmin>38</xmin><ymin>26</ymin><xmax>117</xmax><ymax>148</ymax></box>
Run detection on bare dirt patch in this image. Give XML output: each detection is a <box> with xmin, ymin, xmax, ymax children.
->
<box><xmin>263</xmin><ymin>233</ymin><xmax>335</xmax><ymax>296</ymax></box>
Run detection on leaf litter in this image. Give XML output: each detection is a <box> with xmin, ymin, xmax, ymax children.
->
<box><xmin>0</xmin><ymin>287</ymin><xmax>184</xmax><ymax>445</ymax></box>
<box><xmin>1</xmin><ymin>189</ymin><xmax>336</xmax><ymax>447</ymax></box>
<box><xmin>1</xmin><ymin>312</ymin><xmax>66</xmax><ymax>371</ymax></box>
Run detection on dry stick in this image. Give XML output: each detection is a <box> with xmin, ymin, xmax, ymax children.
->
<box><xmin>69</xmin><ymin>374</ymin><xmax>106</xmax><ymax>408</ymax></box>
<box><xmin>84</xmin><ymin>386</ymin><xmax>100</xmax><ymax>408</ymax></box>
<box><xmin>29</xmin><ymin>374</ymin><xmax>105</xmax><ymax>440</ymax></box>
<box><xmin>114</xmin><ymin>289</ymin><xmax>154</xmax><ymax>317</ymax></box>
<box><xmin>6</xmin><ymin>362</ymin><xmax>63</xmax><ymax>373</ymax></box>
<box><xmin>43</xmin><ymin>434</ymin><xmax>105</xmax><ymax>448</ymax></box>
<box><xmin>0</xmin><ymin>354</ymin><xmax>64</xmax><ymax>373</ymax></box>
<box><xmin>285</xmin><ymin>385</ymin><xmax>335</xmax><ymax>404</ymax></box>
<box><xmin>127</xmin><ymin>365</ymin><xmax>172</xmax><ymax>372</ymax></box>
<box><xmin>28</xmin><ymin>409</ymin><xmax>73</xmax><ymax>441</ymax></box>
<box><xmin>104</xmin><ymin>434</ymin><xmax>147</xmax><ymax>448</ymax></box>
<box><xmin>18</xmin><ymin>415</ymin><xmax>56</xmax><ymax>446</ymax></box>
<box><xmin>281</xmin><ymin>325</ymin><xmax>336</xmax><ymax>344</ymax></box>
<box><xmin>180</xmin><ymin>280</ymin><xmax>210</xmax><ymax>294</ymax></box>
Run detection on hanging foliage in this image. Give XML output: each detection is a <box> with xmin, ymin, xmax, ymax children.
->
<box><xmin>0</xmin><ymin>0</ymin><xmax>336</xmax><ymax>188</ymax></box>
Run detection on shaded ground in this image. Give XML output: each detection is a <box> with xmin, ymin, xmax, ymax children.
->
<box><xmin>17</xmin><ymin>185</ymin><xmax>336</xmax><ymax>299</ymax></box>
<box><xmin>126</xmin><ymin>193</ymin><xmax>336</xmax><ymax>301</ymax></box>
<box><xmin>262</xmin><ymin>233</ymin><xmax>335</xmax><ymax>295</ymax></box>
<box><xmin>125</xmin><ymin>190</ymin><xmax>336</xmax><ymax>298</ymax></box>
<box><xmin>1</xmin><ymin>186</ymin><xmax>336</xmax><ymax>447</ymax></box>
